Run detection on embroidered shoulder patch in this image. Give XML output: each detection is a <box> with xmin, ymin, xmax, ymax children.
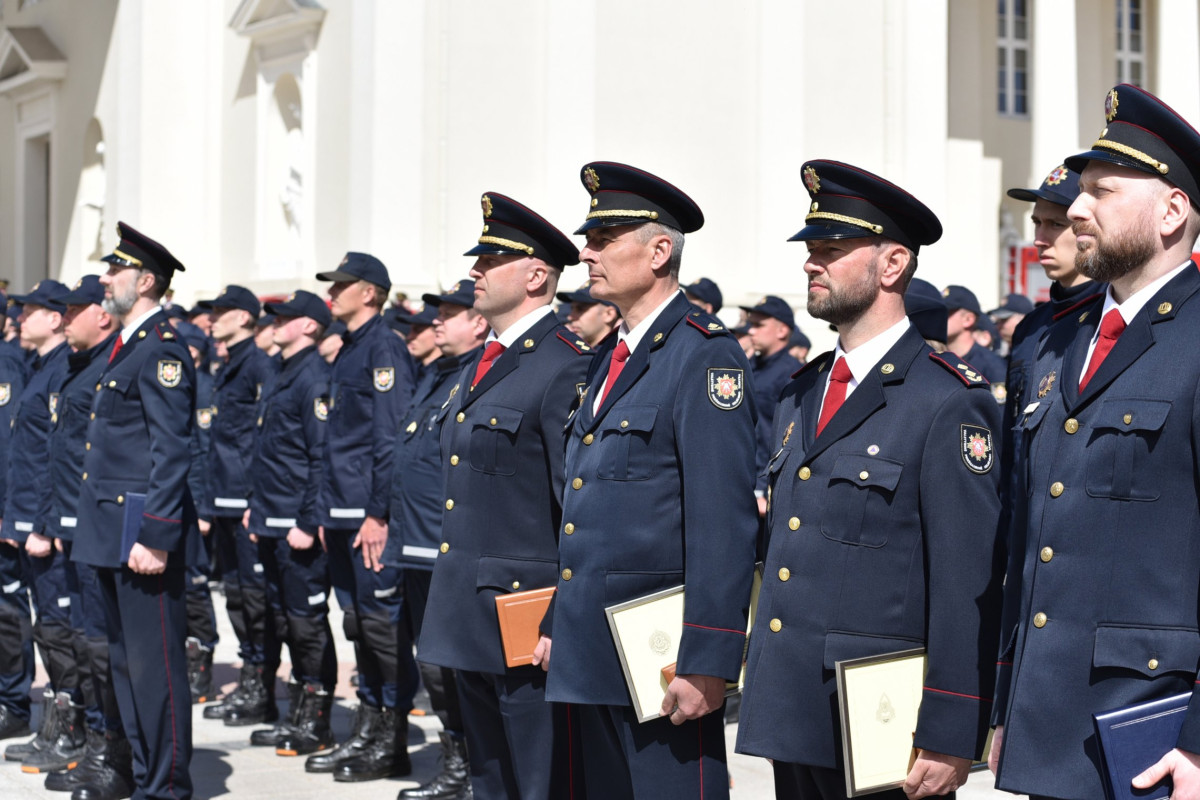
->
<box><xmin>708</xmin><ymin>368</ymin><xmax>744</xmax><ymax>410</ymax></box>
<box><xmin>961</xmin><ymin>424</ymin><xmax>994</xmax><ymax>474</ymax></box>
<box><xmin>373</xmin><ymin>367</ymin><xmax>395</xmax><ymax>392</ymax></box>
<box><xmin>314</xmin><ymin>398</ymin><xmax>330</xmax><ymax>421</ymax></box>
<box><xmin>157</xmin><ymin>360</ymin><xmax>182</xmax><ymax>388</ymax></box>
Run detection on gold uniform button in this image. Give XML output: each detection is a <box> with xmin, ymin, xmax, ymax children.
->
<box><xmin>1148</xmin><ymin>658</ymin><xmax>1159</xmax><ymax>671</ymax></box>
<box><xmin>257</xmin><ymin>417</ymin><xmax>263</xmax><ymax>426</ymax></box>
<box><xmin>1040</xmin><ymin>546</ymin><xmax>1054</xmax><ymax>563</ymax></box>
<box><xmin>511</xmin><ymin>581</ymin><xmax>520</xmax><ymax>590</ymax></box>
<box><xmin>1159</xmin><ymin>302</ymin><xmax>1173</xmax><ymax>315</ymax></box>
<box><xmin>108</xmin><ymin>381</ymin><xmax>116</xmax><ymax>388</ymax></box>
<box><xmin>138</xmin><ymin>330</ymin><xmax>146</xmax><ymax>339</ymax></box>
<box><xmin>449</xmin><ymin>455</ymin><xmax>459</xmax><ymax>466</ymax></box>
<box><xmin>561</xmin><ymin>568</ymin><xmax>573</xmax><ymax>581</ymax></box>
<box><xmin>85</xmin><ymin>443</ymin><xmax>91</xmax><ymax>451</ymax></box>
<box><xmin>788</xmin><ymin>517</ymin><xmax>801</xmax><ymax>531</ymax></box>
<box><xmin>1033</xmin><ymin>612</ymin><xmax>1047</xmax><ymax>628</ymax></box>
<box><xmin>858</xmin><ymin>470</ymin><xmax>869</xmax><ymax>481</ymax></box>
<box><xmin>564</xmin><ymin>523</ymin><xmax>575</xmax><ymax>535</ymax></box>
<box><xmin>1123</xmin><ymin>413</ymin><xmax>1133</xmax><ymax>425</ymax></box>
<box><xmin>116</xmin><ymin>495</ymin><xmax>124</xmax><ymax>505</ymax></box>
<box><xmin>1064</xmin><ymin>419</ymin><xmax>1079</xmax><ymax>434</ymax></box>
<box><xmin>798</xmin><ymin>466</ymin><xmax>811</xmax><ymax>480</ymax></box>
<box><xmin>769</xmin><ymin>618</ymin><xmax>782</xmax><ymax>633</ymax></box>
<box><xmin>778</xmin><ymin>567</ymin><xmax>791</xmax><ymax>582</ymax></box>
<box><xmin>81</xmin><ymin>472</ymin><xmax>88</xmax><ymax>481</ymax></box>
<box><xmin>583</xmin><ymin>434</ymin><xmax>594</xmax><ymax>445</ymax></box>
<box><xmin>524</xmin><ymin>338</ymin><xmax>535</xmax><ymax>348</ymax></box>
<box><xmin>439</xmin><ymin>542</ymin><xmax>449</xmax><ymax>554</ymax></box>
<box><xmin>445</xmin><ymin>499</ymin><xmax>454</xmax><ymax>510</ymax></box>
<box><xmin>1050</xmin><ymin>482</ymin><xmax>1064</xmax><ymax>497</ymax></box>
<box><xmin>456</xmin><ymin>412</ymin><xmax>465</xmax><ymax>423</ymax></box>
<box><xmin>620</xmin><ymin>420</ymin><xmax>629</xmax><ymax>428</ymax></box>
<box><xmin>571</xmin><ymin>477</ymin><xmax>583</xmax><ymax>490</ymax></box>
<box><xmin>490</xmin><ymin>417</ymin><xmax>498</xmax><ymax>426</ymax></box>
<box><xmin>95</xmin><ymin>383</ymin><xmax>101</xmax><ymax>391</ymax></box>
<box><xmin>90</xmin><ymin>413</ymin><xmax>95</xmax><ymax>420</ymax></box>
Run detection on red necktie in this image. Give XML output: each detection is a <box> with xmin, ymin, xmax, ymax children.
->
<box><xmin>1079</xmin><ymin>309</ymin><xmax>1125</xmax><ymax>392</ymax></box>
<box><xmin>815</xmin><ymin>357</ymin><xmax>853</xmax><ymax>437</ymax></box>
<box><xmin>471</xmin><ymin>341</ymin><xmax>506</xmax><ymax>387</ymax></box>
<box><xmin>597</xmin><ymin>340</ymin><xmax>631</xmax><ymax>408</ymax></box>
<box><xmin>108</xmin><ymin>336</ymin><xmax>124</xmax><ymax>364</ymax></box>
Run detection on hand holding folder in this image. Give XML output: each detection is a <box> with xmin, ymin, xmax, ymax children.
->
<box><xmin>494</xmin><ymin>586</ymin><xmax>555</xmax><ymax>668</ymax></box>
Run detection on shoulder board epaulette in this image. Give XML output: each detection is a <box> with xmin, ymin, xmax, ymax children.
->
<box><xmin>556</xmin><ymin>331</ymin><xmax>591</xmax><ymax>354</ymax></box>
<box><xmin>155</xmin><ymin>321</ymin><xmax>176</xmax><ymax>341</ymax></box>
<box><xmin>685</xmin><ymin>311</ymin><xmax>728</xmax><ymax>337</ymax></box>
<box><xmin>792</xmin><ymin>351</ymin><xmax>832</xmax><ymax>379</ymax></box>
<box><xmin>929</xmin><ymin>352</ymin><xmax>990</xmax><ymax>387</ymax></box>
<box><xmin>1052</xmin><ymin>292</ymin><xmax>1104</xmax><ymax>322</ymax></box>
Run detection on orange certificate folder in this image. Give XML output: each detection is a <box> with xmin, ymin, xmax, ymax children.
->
<box><xmin>494</xmin><ymin>586</ymin><xmax>556</xmax><ymax>668</ymax></box>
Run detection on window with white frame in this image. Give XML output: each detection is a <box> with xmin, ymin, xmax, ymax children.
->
<box><xmin>997</xmin><ymin>0</ymin><xmax>1029</xmax><ymax>117</ymax></box>
<box><xmin>1116</xmin><ymin>0</ymin><xmax>1145</xmax><ymax>86</ymax></box>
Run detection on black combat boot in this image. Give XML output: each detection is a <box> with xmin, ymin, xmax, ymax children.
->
<box><xmin>398</xmin><ymin>730</ymin><xmax>470</xmax><ymax>799</ymax></box>
<box><xmin>249</xmin><ymin>677</ymin><xmax>301</xmax><ymax>745</ymax></box>
<box><xmin>202</xmin><ymin>662</ymin><xmax>254</xmax><ymax>720</ymax></box>
<box><xmin>186</xmin><ymin>637</ymin><xmax>214</xmax><ymax>704</ymax></box>
<box><xmin>44</xmin><ymin>727</ymin><xmax>104</xmax><ymax>792</ymax></box>
<box><xmin>21</xmin><ymin>692</ymin><xmax>87</xmax><ymax>773</ymax></box>
<box><xmin>333</xmin><ymin>707</ymin><xmax>411</xmax><ymax>782</ymax></box>
<box><xmin>70</xmin><ymin>732</ymin><xmax>134</xmax><ymax>800</ymax></box>
<box><xmin>224</xmin><ymin>664</ymin><xmax>278</xmax><ymax>726</ymax></box>
<box><xmin>305</xmin><ymin>703</ymin><xmax>375</xmax><ymax>773</ymax></box>
<box><xmin>276</xmin><ymin>683</ymin><xmax>335</xmax><ymax>756</ymax></box>
<box><xmin>5</xmin><ymin>687</ymin><xmax>57</xmax><ymax>762</ymax></box>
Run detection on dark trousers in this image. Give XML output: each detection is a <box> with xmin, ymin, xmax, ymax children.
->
<box><xmin>98</xmin><ymin>566</ymin><xmax>192</xmax><ymax>800</ymax></box>
<box><xmin>262</xmin><ymin>535</ymin><xmax>337</xmax><ymax>688</ymax></box>
<box><xmin>184</xmin><ymin>523</ymin><xmax>217</xmax><ymax>649</ymax></box>
<box><xmin>0</xmin><ymin>541</ymin><xmax>32</xmax><ymax>721</ymax></box>
<box><xmin>455</xmin><ymin>668</ymin><xmax>575</xmax><ymax>800</ymax></box>
<box><xmin>24</xmin><ymin>547</ymin><xmax>79</xmax><ymax>696</ymax></box>
<box><xmin>75</xmin><ymin>559</ymin><xmax>122</xmax><ymax>733</ymax></box>
<box><xmin>325</xmin><ymin>528</ymin><xmax>416</xmax><ymax>709</ymax></box>
<box><xmin>772</xmin><ymin>761</ymin><xmax>957</xmax><ymax>800</ymax></box>
<box><xmin>405</xmin><ymin>568</ymin><xmax>462</xmax><ymax>733</ymax></box>
<box><xmin>576</xmin><ymin>701</ymin><xmax>728</xmax><ymax>800</ymax></box>
<box><xmin>210</xmin><ymin>516</ymin><xmax>249</xmax><ymax>659</ymax></box>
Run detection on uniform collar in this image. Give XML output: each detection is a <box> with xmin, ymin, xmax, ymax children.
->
<box><xmin>120</xmin><ymin>306</ymin><xmax>163</xmax><ymax>343</ymax></box>
<box><xmin>487</xmin><ymin>305</ymin><xmax>554</xmax><ymax>349</ymax></box>
<box><xmin>831</xmin><ymin>316</ymin><xmax>910</xmax><ymax>387</ymax></box>
<box><xmin>616</xmin><ymin>289</ymin><xmax>681</xmax><ymax>356</ymax></box>
<box><xmin>279</xmin><ymin>344</ymin><xmax>317</xmax><ymax>373</ymax></box>
<box><xmin>69</xmin><ymin>331</ymin><xmax>119</xmax><ymax>371</ymax></box>
<box><xmin>435</xmin><ymin>347</ymin><xmax>479</xmax><ymax>376</ymax></box>
<box><xmin>1099</xmin><ymin>260</ymin><xmax>1191</xmax><ymax>329</ymax></box>
<box><xmin>1050</xmin><ymin>278</ymin><xmax>1098</xmax><ymax>306</ymax></box>
<box><xmin>341</xmin><ymin>313</ymin><xmax>382</xmax><ymax>346</ymax></box>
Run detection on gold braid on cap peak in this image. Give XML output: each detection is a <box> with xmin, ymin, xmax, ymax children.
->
<box><xmin>477</xmin><ymin>235</ymin><xmax>535</xmax><ymax>256</ymax></box>
<box><xmin>111</xmin><ymin>248</ymin><xmax>144</xmax><ymax>267</ymax></box>
<box><xmin>1092</xmin><ymin>138</ymin><xmax>1170</xmax><ymax>175</ymax></box>
<box><xmin>804</xmin><ymin>211</ymin><xmax>884</xmax><ymax>235</ymax></box>
<box><xmin>585</xmin><ymin>209</ymin><xmax>660</xmax><ymax>221</ymax></box>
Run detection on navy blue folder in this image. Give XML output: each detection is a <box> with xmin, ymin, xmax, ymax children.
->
<box><xmin>120</xmin><ymin>492</ymin><xmax>147</xmax><ymax>563</ymax></box>
<box><xmin>1094</xmin><ymin>692</ymin><xmax>1191</xmax><ymax>800</ymax></box>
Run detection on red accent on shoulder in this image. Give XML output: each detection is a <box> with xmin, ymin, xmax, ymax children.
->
<box><xmin>924</xmin><ymin>686</ymin><xmax>991</xmax><ymax>702</ymax></box>
<box><xmin>682</xmin><ymin>621</ymin><xmax>746</xmax><ymax>636</ymax></box>
<box><xmin>1051</xmin><ymin>292</ymin><xmax>1104</xmax><ymax>321</ymax></box>
<box><xmin>685</xmin><ymin>315</ymin><xmax>724</xmax><ymax>337</ymax></box>
<box><xmin>928</xmin><ymin>352</ymin><xmax>988</xmax><ymax>386</ymax></box>
<box><xmin>555</xmin><ymin>331</ymin><xmax>588</xmax><ymax>354</ymax></box>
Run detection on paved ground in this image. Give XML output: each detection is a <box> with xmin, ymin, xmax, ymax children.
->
<box><xmin>0</xmin><ymin>589</ymin><xmax>1018</xmax><ymax>798</ymax></box>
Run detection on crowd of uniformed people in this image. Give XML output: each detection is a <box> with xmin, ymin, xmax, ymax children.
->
<box><xmin>2</xmin><ymin>80</ymin><xmax>1200</xmax><ymax>800</ymax></box>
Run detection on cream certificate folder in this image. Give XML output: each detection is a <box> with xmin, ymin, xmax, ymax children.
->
<box><xmin>604</xmin><ymin>567</ymin><xmax>762</xmax><ymax>724</ymax></box>
<box><xmin>835</xmin><ymin>648</ymin><xmax>927</xmax><ymax>797</ymax></box>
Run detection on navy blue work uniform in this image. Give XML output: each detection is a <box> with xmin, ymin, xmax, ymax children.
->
<box><xmin>387</xmin><ymin>345</ymin><xmax>480</xmax><ymax>736</ymax></box>
<box><xmin>5</xmin><ymin>335</ymin><xmax>72</xmax><ymax>701</ymax></box>
<box><xmin>0</xmin><ymin>335</ymin><xmax>30</xmax><ymax>728</ymax></box>
<box><xmin>71</xmin><ymin>223</ymin><xmax>196</xmax><ymax>800</ymax></box>
<box><xmin>48</xmin><ymin>325</ymin><xmax>121</xmax><ymax>734</ymax></box>
<box><xmin>207</xmin><ymin>335</ymin><xmax>278</xmax><ymax>670</ymax></box>
<box><xmin>994</xmin><ymin>82</ymin><xmax>1200</xmax><ymax>800</ymax></box>
<box><xmin>317</xmin><ymin>311</ymin><xmax>416</xmax><ymax>710</ymax></box>
<box><xmin>418</xmin><ymin>191</ymin><xmax>592</xmax><ymax>800</ymax></box>
<box><xmin>185</xmin><ymin>367</ymin><xmax>218</xmax><ymax>651</ymax></box>
<box><xmin>736</xmin><ymin>160</ymin><xmax>1002</xmax><ymax>799</ymax></box>
<box><xmin>542</xmin><ymin>163</ymin><xmax>756</xmax><ymax>800</ymax></box>
<box><xmin>750</xmin><ymin>346</ymin><xmax>803</xmax><ymax>497</ymax></box>
<box><xmin>245</xmin><ymin>344</ymin><xmax>335</xmax><ymax>689</ymax></box>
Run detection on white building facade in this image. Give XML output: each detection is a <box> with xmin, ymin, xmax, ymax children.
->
<box><xmin>0</xmin><ymin>0</ymin><xmax>1192</xmax><ymax>350</ymax></box>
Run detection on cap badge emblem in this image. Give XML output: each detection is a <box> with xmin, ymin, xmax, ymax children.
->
<box><xmin>802</xmin><ymin>166</ymin><xmax>820</xmax><ymax>194</ymax></box>
<box><xmin>583</xmin><ymin>167</ymin><xmax>601</xmax><ymax>193</ymax></box>
<box><xmin>450</xmin><ymin>282</ymin><xmax>461</xmax><ymax>293</ymax></box>
<box><xmin>1105</xmin><ymin>89</ymin><xmax>1119</xmax><ymax>122</ymax></box>
<box><xmin>481</xmin><ymin>195</ymin><xmax>493</xmax><ymax>217</ymax></box>
<box><xmin>1045</xmin><ymin>165</ymin><xmax>1069</xmax><ymax>186</ymax></box>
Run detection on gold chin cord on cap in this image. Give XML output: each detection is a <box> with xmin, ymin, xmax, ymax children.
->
<box><xmin>110</xmin><ymin>248</ymin><xmax>144</xmax><ymax>267</ymax></box>
<box><xmin>1092</xmin><ymin>138</ymin><xmax>1170</xmax><ymax>175</ymax></box>
<box><xmin>476</xmin><ymin>235</ymin><xmax>534</xmax><ymax>256</ymax></box>
<box><xmin>804</xmin><ymin>211</ymin><xmax>884</xmax><ymax>235</ymax></box>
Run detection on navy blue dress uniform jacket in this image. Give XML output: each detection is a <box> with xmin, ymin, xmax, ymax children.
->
<box><xmin>994</xmin><ymin>265</ymin><xmax>1200</xmax><ymax>799</ymax></box>
<box><xmin>205</xmin><ymin>337</ymin><xmax>277</xmax><ymax>519</ymax></box>
<box><xmin>2</xmin><ymin>341</ymin><xmax>70</xmax><ymax>543</ymax></box>
<box><xmin>317</xmin><ymin>313</ymin><xmax>416</xmax><ymax>527</ymax></box>
<box><xmin>736</xmin><ymin>326</ymin><xmax>1003</xmax><ymax>768</ymax></box>
<box><xmin>245</xmin><ymin>346</ymin><xmax>328</xmax><ymax>538</ymax></box>
<box><xmin>0</xmin><ymin>340</ymin><xmax>29</xmax><ymax>512</ymax></box>
<box><xmin>543</xmin><ymin>295</ymin><xmax>759</xmax><ymax>705</ymax></box>
<box><xmin>47</xmin><ymin>333</ymin><xmax>119</xmax><ymax>541</ymax></box>
<box><xmin>418</xmin><ymin>311</ymin><xmax>592</xmax><ymax>675</ymax></box>
<box><xmin>72</xmin><ymin>312</ymin><xmax>196</xmax><ymax>568</ymax></box>
<box><xmin>751</xmin><ymin>348</ymin><xmax>804</xmax><ymax>495</ymax></box>
<box><xmin>385</xmin><ymin>348</ymin><xmax>481</xmax><ymax>572</ymax></box>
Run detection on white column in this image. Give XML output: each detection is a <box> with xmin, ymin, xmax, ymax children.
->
<box><xmin>1155</xmin><ymin>0</ymin><xmax>1200</xmax><ymax>123</ymax></box>
<box><xmin>1029</xmin><ymin>0</ymin><xmax>1079</xmax><ymax>183</ymax></box>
